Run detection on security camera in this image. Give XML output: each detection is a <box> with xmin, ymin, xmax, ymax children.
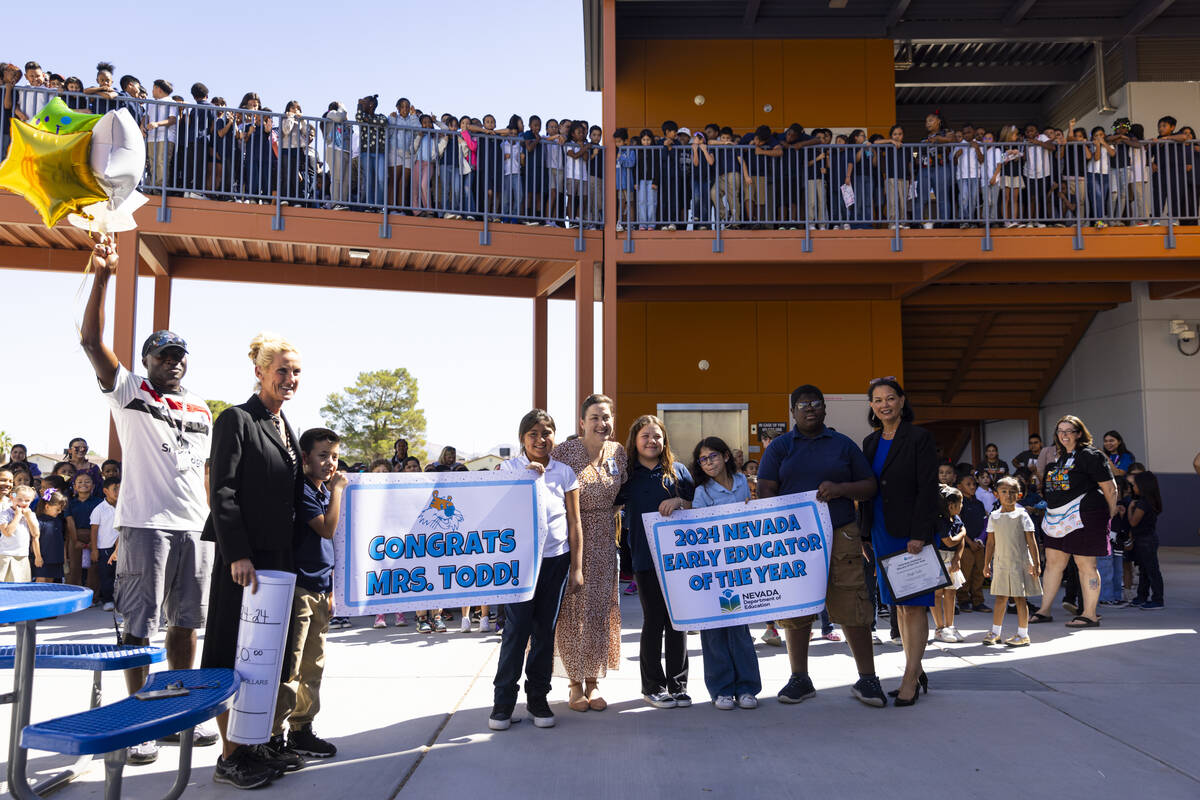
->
<box><xmin>1170</xmin><ymin>320</ymin><xmax>1196</xmax><ymax>341</ymax></box>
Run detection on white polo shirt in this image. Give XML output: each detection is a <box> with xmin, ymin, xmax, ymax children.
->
<box><xmin>1025</xmin><ymin>135</ymin><xmax>1053</xmax><ymax>179</ymax></box>
<box><xmin>102</xmin><ymin>366</ymin><xmax>211</xmax><ymax>531</ymax></box>
<box><xmin>145</xmin><ymin>100</ymin><xmax>178</xmax><ymax>143</ymax></box>
<box><xmin>499</xmin><ymin>453</ymin><xmax>578</xmax><ymax>558</ymax></box>
<box><xmin>90</xmin><ymin>500</ymin><xmax>119</xmax><ymax>549</ymax></box>
<box><xmin>955</xmin><ymin>142</ymin><xmax>983</xmax><ymax>180</ymax></box>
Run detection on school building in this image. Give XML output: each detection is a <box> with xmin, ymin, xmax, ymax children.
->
<box><xmin>2</xmin><ymin>0</ymin><xmax>1199</xmax><ymax>541</ymax></box>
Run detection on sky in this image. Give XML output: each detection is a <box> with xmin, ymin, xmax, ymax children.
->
<box><xmin>0</xmin><ymin>0</ymin><xmax>602</xmax><ymax>462</ymax></box>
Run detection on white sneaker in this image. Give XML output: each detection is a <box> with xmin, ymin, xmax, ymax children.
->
<box><xmin>737</xmin><ymin>693</ymin><xmax>758</xmax><ymax>709</ymax></box>
<box><xmin>373</xmin><ymin>614</ymin><xmax>387</xmax><ymax>629</ymax></box>
<box><xmin>102</xmin><ymin>602</ymin><xmax>114</xmax><ymax>611</ymax></box>
<box><xmin>478</xmin><ymin>618</ymin><xmax>492</xmax><ymax>633</ymax></box>
<box><xmin>948</xmin><ymin>626</ymin><xmax>966</xmax><ymax>642</ymax></box>
<box><xmin>394</xmin><ymin>613</ymin><xmax>407</xmax><ymax>627</ymax></box>
<box><xmin>714</xmin><ymin>695</ymin><xmax>736</xmax><ymax>710</ymax></box>
<box><xmin>936</xmin><ymin>628</ymin><xmax>957</xmax><ymax>643</ymax></box>
<box><xmin>193</xmin><ymin>720</ymin><xmax>219</xmax><ymax>746</ymax></box>
<box><xmin>460</xmin><ymin>616</ymin><xmax>472</xmax><ymax>633</ymax></box>
<box><xmin>128</xmin><ymin>740</ymin><xmax>159</xmax><ymax>765</ymax></box>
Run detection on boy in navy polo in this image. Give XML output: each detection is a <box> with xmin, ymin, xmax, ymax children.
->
<box><xmin>272</xmin><ymin>428</ymin><xmax>346</xmax><ymax>760</ymax></box>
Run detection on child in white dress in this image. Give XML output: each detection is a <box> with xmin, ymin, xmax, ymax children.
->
<box><xmin>982</xmin><ymin>477</ymin><xmax>1042</xmax><ymax>647</ymax></box>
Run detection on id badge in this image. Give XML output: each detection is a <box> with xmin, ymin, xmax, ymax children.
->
<box><xmin>175</xmin><ymin>447</ymin><xmax>192</xmax><ymax>473</ymax></box>
<box><xmin>607</xmin><ymin>458</ymin><xmax>619</xmax><ymax>476</ymax></box>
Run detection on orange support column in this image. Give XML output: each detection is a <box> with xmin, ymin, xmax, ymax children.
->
<box><xmin>576</xmin><ymin>260</ymin><xmax>595</xmax><ymax>415</ymax></box>
<box><xmin>601</xmin><ymin>0</ymin><xmax>619</xmax><ymax>403</ymax></box>
<box><xmin>152</xmin><ymin>274</ymin><xmax>172</xmax><ymax>332</ymax></box>
<box><xmin>108</xmin><ymin>231</ymin><xmax>140</xmax><ymax>458</ymax></box>
<box><xmin>533</xmin><ymin>295</ymin><xmax>548</xmax><ymax>410</ymax></box>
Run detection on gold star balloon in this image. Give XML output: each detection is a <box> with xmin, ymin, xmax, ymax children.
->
<box><xmin>31</xmin><ymin>97</ymin><xmax>102</xmax><ymax>135</ymax></box>
<box><xmin>0</xmin><ymin>119</ymin><xmax>108</xmax><ymax>227</ymax></box>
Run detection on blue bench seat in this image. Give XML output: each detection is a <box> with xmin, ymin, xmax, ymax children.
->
<box><xmin>0</xmin><ymin>643</ymin><xmax>164</xmax><ymax>672</ymax></box>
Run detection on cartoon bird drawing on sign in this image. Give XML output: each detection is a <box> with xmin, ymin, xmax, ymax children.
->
<box><xmin>416</xmin><ymin>490</ymin><xmax>465</xmax><ymax>532</ymax></box>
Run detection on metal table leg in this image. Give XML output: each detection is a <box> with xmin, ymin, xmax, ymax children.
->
<box><xmin>7</xmin><ymin>620</ymin><xmax>39</xmax><ymax>800</ymax></box>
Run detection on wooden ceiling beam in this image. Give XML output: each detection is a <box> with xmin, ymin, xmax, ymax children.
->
<box><xmin>1029</xmin><ymin>311</ymin><xmax>1099</xmax><ymax>402</ymax></box>
<box><xmin>618</xmin><ymin>263</ymin><xmax>919</xmax><ymax>287</ymax></box>
<box><xmin>904</xmin><ymin>283</ymin><xmax>1131</xmax><ymax>306</ymax></box>
<box><xmin>941</xmin><ymin>312</ymin><xmax>997</xmax><ymax>404</ymax></box>
<box><xmin>1148</xmin><ymin>280</ymin><xmax>1200</xmax><ymax>299</ymax></box>
<box><xmin>943</xmin><ymin>261</ymin><xmax>1200</xmax><ymax>283</ymax></box>
<box><xmin>617</xmin><ymin>284</ymin><xmax>895</xmax><ymax>302</ymax></box>
<box><xmin>138</xmin><ymin>234</ymin><xmax>170</xmax><ymax>277</ymax></box>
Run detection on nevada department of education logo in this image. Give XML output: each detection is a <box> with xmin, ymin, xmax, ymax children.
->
<box><xmin>415</xmin><ymin>490</ymin><xmax>465</xmax><ymax>532</ymax></box>
<box><xmin>719</xmin><ymin>589</ymin><xmax>741</xmax><ymax>614</ymax></box>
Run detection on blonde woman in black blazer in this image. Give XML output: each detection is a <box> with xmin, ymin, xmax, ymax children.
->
<box><xmin>201</xmin><ymin>333</ymin><xmax>303</xmax><ymax>786</ymax></box>
<box><xmin>860</xmin><ymin>379</ymin><xmax>938</xmax><ymax>707</ymax></box>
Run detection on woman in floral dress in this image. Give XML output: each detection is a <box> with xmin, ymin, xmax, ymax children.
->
<box><xmin>552</xmin><ymin>394</ymin><xmax>627</xmax><ymax>712</ymax></box>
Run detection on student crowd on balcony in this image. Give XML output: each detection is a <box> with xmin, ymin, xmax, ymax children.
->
<box><xmin>3</xmin><ymin>58</ymin><xmax>1199</xmax><ymax>231</ymax></box>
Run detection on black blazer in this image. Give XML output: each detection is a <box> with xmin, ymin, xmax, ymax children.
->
<box><xmin>859</xmin><ymin>421</ymin><xmax>939</xmax><ymax>545</ymax></box>
<box><xmin>202</xmin><ymin>393</ymin><xmax>299</xmax><ymax>564</ymax></box>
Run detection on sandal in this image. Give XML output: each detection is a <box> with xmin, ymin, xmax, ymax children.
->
<box><xmin>1064</xmin><ymin>615</ymin><xmax>1100</xmax><ymax>628</ymax></box>
<box><xmin>585</xmin><ymin>681</ymin><xmax>607</xmax><ymax>711</ymax></box>
<box><xmin>1029</xmin><ymin>613</ymin><xmax>1053</xmax><ymax>624</ymax></box>
<box><xmin>568</xmin><ymin>682</ymin><xmax>589</xmax><ymax>712</ymax></box>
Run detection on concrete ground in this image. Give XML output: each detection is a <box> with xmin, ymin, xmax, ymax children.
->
<box><xmin>2</xmin><ymin>548</ymin><xmax>1198</xmax><ymax>800</ymax></box>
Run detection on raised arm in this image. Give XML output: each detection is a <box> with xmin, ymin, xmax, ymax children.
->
<box><xmin>80</xmin><ymin>241</ymin><xmax>121</xmax><ymax>391</ymax></box>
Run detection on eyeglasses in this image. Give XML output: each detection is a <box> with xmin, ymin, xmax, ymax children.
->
<box><xmin>793</xmin><ymin>400</ymin><xmax>824</xmax><ymax>410</ymax></box>
<box><xmin>869</xmin><ymin>376</ymin><xmax>897</xmax><ymax>387</ymax></box>
<box><xmin>697</xmin><ymin>453</ymin><xmax>724</xmax><ymax>465</ymax></box>
<box><xmin>71</xmin><ymin>445</ymin><xmax>87</xmax><ymax>452</ymax></box>
<box><xmin>1056</xmin><ymin>428</ymin><xmax>1080</xmax><ymax>435</ymax></box>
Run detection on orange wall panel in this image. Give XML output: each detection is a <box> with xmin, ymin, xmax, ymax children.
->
<box><xmin>617</xmin><ymin>301</ymin><xmax>647</xmax><ymax>393</ymax></box>
<box><xmin>616</xmin><ymin>38</ymin><xmax>896</xmax><ymax>134</ymax></box>
<box><xmin>645</xmin><ymin>302</ymin><xmax>759</xmax><ymax>392</ymax></box>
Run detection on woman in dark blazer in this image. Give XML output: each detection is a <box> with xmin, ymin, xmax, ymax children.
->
<box><xmin>201</xmin><ymin>333</ymin><xmax>303</xmax><ymax>786</ymax></box>
<box><xmin>860</xmin><ymin>378</ymin><xmax>939</xmax><ymax>706</ymax></box>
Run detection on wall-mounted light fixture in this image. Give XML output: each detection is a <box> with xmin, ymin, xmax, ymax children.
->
<box><xmin>348</xmin><ymin>249</ymin><xmax>370</xmax><ymax>260</ymax></box>
<box><xmin>1169</xmin><ymin>319</ymin><xmax>1199</xmax><ymax>356</ymax></box>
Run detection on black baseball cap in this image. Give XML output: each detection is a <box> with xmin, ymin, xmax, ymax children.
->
<box><xmin>141</xmin><ymin>330</ymin><xmax>188</xmax><ymax>358</ymax></box>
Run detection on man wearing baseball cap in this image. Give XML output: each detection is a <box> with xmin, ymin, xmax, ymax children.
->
<box><xmin>81</xmin><ymin>239</ymin><xmax>217</xmax><ymax>764</ymax></box>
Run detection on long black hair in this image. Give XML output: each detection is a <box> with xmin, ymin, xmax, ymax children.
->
<box><xmin>1103</xmin><ymin>430</ymin><xmax>1130</xmax><ymax>456</ymax></box>
<box><xmin>690</xmin><ymin>436</ymin><xmax>737</xmax><ymax>488</ymax></box>
<box><xmin>1131</xmin><ymin>470</ymin><xmax>1163</xmax><ymax>514</ymax></box>
<box><xmin>867</xmin><ymin>378</ymin><xmax>915</xmax><ymax>428</ymax></box>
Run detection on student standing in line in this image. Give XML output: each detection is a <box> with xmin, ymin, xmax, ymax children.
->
<box><xmin>955</xmin><ymin>469</ymin><xmax>990</xmax><ymax>613</ymax></box>
<box><xmin>490</xmin><ymin>410</ymin><xmax>583</xmax><ymax>731</ymax></box>
<box><xmin>982</xmin><ymin>477</ymin><xmax>1042</xmax><ymax>647</ymax></box>
<box><xmin>0</xmin><ymin>486</ymin><xmax>39</xmax><ymax>582</ymax></box>
<box><xmin>690</xmin><ymin>437</ymin><xmax>761</xmax><ymax>710</ymax></box>
<box><xmin>90</xmin><ymin>477</ymin><xmax>121</xmax><ymax>609</ymax></box>
<box><xmin>66</xmin><ymin>471</ymin><xmax>102</xmax><ymax>590</ymax></box>
<box><xmin>33</xmin><ymin>490</ymin><xmax>67</xmax><ymax>583</ymax></box>
<box><xmin>1125</xmin><ymin>471</ymin><xmax>1164</xmax><ymax>609</ymax></box>
<box><xmin>634</xmin><ymin>128</ymin><xmax>660</xmax><ymax>230</ymax></box>
<box><xmin>932</xmin><ymin>486</ymin><xmax>966</xmax><ymax>643</ymax></box>
<box><xmin>616</xmin><ymin>415</ymin><xmax>695</xmax><ymax>709</ymax></box>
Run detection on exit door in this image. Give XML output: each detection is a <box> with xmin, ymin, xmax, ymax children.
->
<box><xmin>656</xmin><ymin>404</ymin><xmax>749</xmax><ymax>460</ymax></box>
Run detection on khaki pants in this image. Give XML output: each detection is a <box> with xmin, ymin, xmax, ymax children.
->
<box><xmin>710</xmin><ymin>173</ymin><xmax>741</xmax><ymax>222</ymax></box>
<box><xmin>149</xmin><ymin>141</ymin><xmax>174</xmax><ymax>190</ymax></box>
<box><xmin>957</xmin><ymin>543</ymin><xmax>986</xmax><ymax>606</ymax></box>
<box><xmin>0</xmin><ymin>554</ymin><xmax>31</xmax><ymax>583</ymax></box>
<box><xmin>273</xmin><ymin>587</ymin><xmax>331</xmax><ymax>734</ymax></box>
<box><xmin>886</xmin><ymin>178</ymin><xmax>908</xmax><ymax>223</ymax></box>
<box><xmin>778</xmin><ymin>521</ymin><xmax>873</xmax><ymax>629</ymax></box>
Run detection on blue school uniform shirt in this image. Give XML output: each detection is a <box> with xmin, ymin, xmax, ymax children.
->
<box><xmin>617</xmin><ymin>461</ymin><xmax>694</xmax><ymax>573</ymax></box>
<box><xmin>758</xmin><ymin>425</ymin><xmax>873</xmax><ymax>529</ymax></box>
<box><xmin>616</xmin><ymin>146</ymin><xmax>637</xmax><ymax>190</ymax></box>
<box><xmin>37</xmin><ymin>515</ymin><xmax>66</xmax><ymax>565</ymax></box>
<box><xmin>293</xmin><ymin>478</ymin><xmax>334</xmax><ymax>593</ymax></box>
<box><xmin>67</xmin><ymin>494</ymin><xmax>102</xmax><ymax>539</ymax></box>
<box><xmin>692</xmin><ymin>472</ymin><xmax>750</xmax><ymax>509</ymax></box>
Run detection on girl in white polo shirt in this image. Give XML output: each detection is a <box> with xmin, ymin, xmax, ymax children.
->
<box><xmin>489</xmin><ymin>410</ymin><xmax>583</xmax><ymax>732</ymax></box>
<box><xmin>690</xmin><ymin>436</ymin><xmax>761</xmax><ymax>710</ymax></box>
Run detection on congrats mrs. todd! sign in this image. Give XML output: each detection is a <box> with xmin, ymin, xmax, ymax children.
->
<box><xmin>641</xmin><ymin>492</ymin><xmax>832</xmax><ymax>631</ymax></box>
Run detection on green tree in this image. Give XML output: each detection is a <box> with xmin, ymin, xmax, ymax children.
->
<box><xmin>206</xmin><ymin>399</ymin><xmax>234</xmax><ymax>421</ymax></box>
<box><xmin>321</xmin><ymin>369</ymin><xmax>427</xmax><ymax>463</ymax></box>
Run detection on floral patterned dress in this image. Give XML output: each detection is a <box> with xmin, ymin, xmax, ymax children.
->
<box><xmin>551</xmin><ymin>438</ymin><xmax>626</xmax><ymax>680</ymax></box>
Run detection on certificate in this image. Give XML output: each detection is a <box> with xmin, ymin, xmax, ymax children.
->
<box><xmin>879</xmin><ymin>545</ymin><xmax>950</xmax><ymax>602</ymax></box>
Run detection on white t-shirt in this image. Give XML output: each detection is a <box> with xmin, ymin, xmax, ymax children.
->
<box><xmin>1130</xmin><ymin>147</ymin><xmax>1147</xmax><ymax>183</ymax></box>
<box><xmin>102</xmin><ymin>366</ymin><xmax>211</xmax><ymax>531</ymax></box>
<box><xmin>546</xmin><ymin>136</ymin><xmax>563</xmax><ymax>169</ymax></box>
<box><xmin>90</xmin><ymin>500</ymin><xmax>119</xmax><ymax>549</ymax></box>
<box><xmin>0</xmin><ymin>506</ymin><xmax>33</xmax><ymax>556</ymax></box>
<box><xmin>145</xmin><ymin>100</ymin><xmax>178</xmax><ymax>143</ymax></box>
<box><xmin>1088</xmin><ymin>147</ymin><xmax>1110</xmax><ymax>175</ymax></box>
<box><xmin>955</xmin><ymin>142</ymin><xmax>983</xmax><ymax>180</ymax></box>
<box><xmin>1024</xmin><ymin>135</ymin><xmax>1052</xmax><ymax>179</ymax></box>
<box><xmin>17</xmin><ymin>85</ymin><xmax>48</xmax><ymax>121</ymax></box>
<box><xmin>976</xmin><ymin>487</ymin><xmax>997</xmax><ymax>511</ymax></box>
<box><xmin>499</xmin><ymin>453</ymin><xmax>578</xmax><ymax>558</ymax></box>
<box><xmin>502</xmin><ymin>140</ymin><xmax>523</xmax><ymax>176</ymax></box>
<box><xmin>565</xmin><ymin>143</ymin><xmax>589</xmax><ymax>181</ymax></box>
<box><xmin>985</xmin><ymin>145</ymin><xmax>1006</xmax><ymax>183</ymax></box>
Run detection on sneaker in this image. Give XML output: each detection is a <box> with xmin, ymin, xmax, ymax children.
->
<box><xmin>102</xmin><ymin>602</ymin><xmax>115</xmax><ymax>611</ymax></box>
<box><xmin>777</xmin><ymin>674</ymin><xmax>817</xmax><ymax>704</ymax></box>
<box><xmin>159</xmin><ymin>720</ymin><xmax>219</xmax><ymax>746</ymax></box>
<box><xmin>374</xmin><ymin>614</ymin><xmax>387</xmax><ymax>629</ymax></box>
<box><xmin>982</xmin><ymin>632</ymin><xmax>1002</xmax><ymax>646</ymax></box>
<box><xmin>526</xmin><ymin>695</ymin><xmax>555</xmax><ymax>728</ymax></box>
<box><xmin>643</xmin><ymin>692</ymin><xmax>677</xmax><ymax>709</ymax></box>
<box><xmin>460</xmin><ymin>615</ymin><xmax>472</xmax><ymax>633</ymax></box>
<box><xmin>936</xmin><ymin>628</ymin><xmax>958</xmax><ymax>643</ymax></box>
<box><xmin>417</xmin><ymin>618</ymin><xmax>433</xmax><ymax>634</ymax></box>
<box><xmin>872</xmin><ymin>632</ymin><xmax>887</xmax><ymax>645</ymax></box>
<box><xmin>287</xmin><ymin>725</ymin><xmax>337</xmax><ymax>759</ymax></box>
<box><xmin>673</xmin><ymin>692</ymin><xmax>692</xmax><ymax>708</ymax></box>
<box><xmin>850</xmin><ymin>675</ymin><xmax>887</xmax><ymax>708</ymax></box>
<box><xmin>470</xmin><ymin>609</ymin><xmax>482</xmax><ymax>623</ymax></box>
<box><xmin>1004</xmin><ymin>635</ymin><xmax>1031</xmax><ymax>647</ymax></box>
<box><xmin>213</xmin><ymin>746</ymin><xmax>275</xmax><ymax>789</ymax></box>
<box><xmin>184</xmin><ymin>192</ymin><xmax>205</xmax><ymax>200</ymax></box>
<box><xmin>478</xmin><ymin>617</ymin><xmax>492</xmax><ymax>633</ymax></box>
<box><xmin>1123</xmin><ymin>598</ymin><xmax>1147</xmax><ymax>608</ymax></box>
<box><xmin>623</xmin><ymin>581</ymin><xmax>638</xmax><ymax>596</ymax></box>
<box><xmin>947</xmin><ymin>626</ymin><xmax>966</xmax><ymax>642</ymax></box>
<box><xmin>1141</xmin><ymin>600</ymin><xmax>1165</xmax><ymax>609</ymax></box>
<box><xmin>254</xmin><ymin>736</ymin><xmax>304</xmax><ymax>772</ymax></box>
<box><xmin>972</xmin><ymin>603</ymin><xmax>991</xmax><ymax>613</ymax></box>
<box><xmin>714</xmin><ymin>695</ymin><xmax>736</xmax><ymax>710</ymax></box>
<box><xmin>128</xmin><ymin>740</ymin><xmax>159</xmax><ymax>764</ymax></box>
<box><xmin>760</xmin><ymin>626</ymin><xmax>782</xmax><ymax>646</ymax></box>
<box><xmin>433</xmin><ymin>615</ymin><xmax>447</xmax><ymax>633</ymax></box>
<box><xmin>737</xmin><ymin>693</ymin><xmax>758</xmax><ymax>709</ymax></box>
<box><xmin>394</xmin><ymin>613</ymin><xmax>407</xmax><ymax>627</ymax></box>
<box><xmin>878</xmin><ymin>606</ymin><xmax>891</xmax><ymax>617</ymax></box>
<box><xmin>488</xmin><ymin>703</ymin><xmax>515</xmax><ymax>731</ymax></box>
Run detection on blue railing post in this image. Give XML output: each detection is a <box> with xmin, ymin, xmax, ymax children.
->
<box><xmin>479</xmin><ymin>133</ymin><xmax>490</xmax><ymax>246</ymax></box>
<box><xmin>271</xmin><ymin>110</ymin><xmax>285</xmax><ymax>231</ymax></box>
<box><xmin>1164</xmin><ymin>151</ymin><xmax>1177</xmax><ymax>250</ymax></box>
<box><xmin>379</xmin><ymin>116</ymin><xmax>391</xmax><ymax>239</ymax></box>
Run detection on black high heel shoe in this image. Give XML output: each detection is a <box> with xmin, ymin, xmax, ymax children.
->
<box><xmin>893</xmin><ymin>688</ymin><xmax>920</xmax><ymax>707</ymax></box>
<box><xmin>887</xmin><ymin>671</ymin><xmax>928</xmax><ymax>698</ymax></box>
